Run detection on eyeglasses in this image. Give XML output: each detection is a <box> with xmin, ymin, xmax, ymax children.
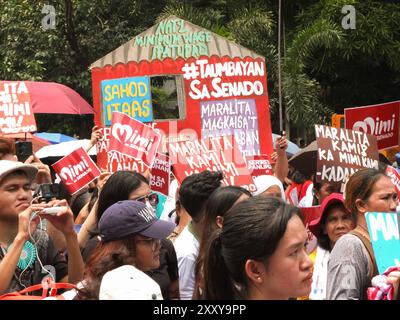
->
<box><xmin>135</xmin><ymin>238</ymin><xmax>161</xmax><ymax>251</ymax></box>
<box><xmin>135</xmin><ymin>193</ymin><xmax>159</xmax><ymax>207</ymax></box>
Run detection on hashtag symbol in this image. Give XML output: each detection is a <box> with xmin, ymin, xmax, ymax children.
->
<box><xmin>182</xmin><ymin>63</ymin><xmax>199</xmax><ymax>80</ymax></box>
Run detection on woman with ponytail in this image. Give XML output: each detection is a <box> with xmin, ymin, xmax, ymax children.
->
<box><xmin>203</xmin><ymin>196</ymin><xmax>313</xmax><ymax>300</ymax></box>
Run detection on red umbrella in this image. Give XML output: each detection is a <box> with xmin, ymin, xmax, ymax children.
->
<box><xmin>23</xmin><ymin>81</ymin><xmax>95</xmax><ymax>115</ymax></box>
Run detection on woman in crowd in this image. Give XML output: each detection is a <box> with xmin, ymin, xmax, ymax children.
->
<box><xmin>78</xmin><ymin>170</ymin><xmax>180</xmax><ymax>299</ymax></box>
<box><xmin>307</xmin><ymin>193</ymin><xmax>355</xmax><ymax>299</ymax></box>
<box><xmin>326</xmin><ymin>168</ymin><xmax>400</xmax><ymax>300</ymax></box>
<box><xmin>203</xmin><ymin>196</ymin><xmax>313</xmax><ymax>300</ymax></box>
<box><xmin>75</xmin><ymin>200</ymin><xmax>175</xmax><ymax>299</ymax></box>
<box><xmin>193</xmin><ymin>186</ymin><xmax>252</xmax><ymax>299</ymax></box>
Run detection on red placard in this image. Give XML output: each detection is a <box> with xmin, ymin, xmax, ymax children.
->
<box><xmin>169</xmin><ymin>135</ymin><xmax>256</xmax><ymax>192</ymax></box>
<box><xmin>96</xmin><ymin>127</ymin><xmax>147</xmax><ymax>173</ymax></box>
<box><xmin>0</xmin><ymin>81</ymin><xmax>37</xmax><ymax>134</ymax></box>
<box><xmin>385</xmin><ymin>166</ymin><xmax>400</xmax><ymax>197</ymax></box>
<box><xmin>52</xmin><ymin>147</ymin><xmax>101</xmax><ymax>195</ymax></box>
<box><xmin>150</xmin><ymin>153</ymin><xmax>170</xmax><ymax>196</ymax></box>
<box><xmin>109</xmin><ymin>111</ymin><xmax>161</xmax><ymax>168</ymax></box>
<box><xmin>246</xmin><ymin>154</ymin><xmax>273</xmax><ymax>178</ymax></box>
<box><xmin>345</xmin><ymin>101</ymin><xmax>400</xmax><ymax>150</ymax></box>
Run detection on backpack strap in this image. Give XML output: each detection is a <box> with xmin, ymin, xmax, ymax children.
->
<box><xmin>349</xmin><ymin>227</ymin><xmax>379</xmax><ymax>280</ymax></box>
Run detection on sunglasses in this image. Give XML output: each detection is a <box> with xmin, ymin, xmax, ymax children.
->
<box><xmin>135</xmin><ymin>193</ymin><xmax>159</xmax><ymax>207</ymax></box>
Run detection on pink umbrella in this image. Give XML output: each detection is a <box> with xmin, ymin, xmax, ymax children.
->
<box><xmin>23</xmin><ymin>81</ymin><xmax>95</xmax><ymax>115</ymax></box>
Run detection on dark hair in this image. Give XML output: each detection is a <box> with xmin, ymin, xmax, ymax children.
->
<box><xmin>178</xmin><ymin>170</ymin><xmax>223</xmax><ymax>222</ymax></box>
<box><xmin>203</xmin><ymin>196</ymin><xmax>303</xmax><ymax>300</ymax></box>
<box><xmin>74</xmin><ymin>235</ymin><xmax>137</xmax><ymax>300</ymax></box>
<box><xmin>70</xmin><ymin>190</ymin><xmax>91</xmax><ymax>219</ymax></box>
<box><xmin>344</xmin><ymin>168</ymin><xmax>388</xmax><ymax>221</ymax></box>
<box><xmin>0</xmin><ymin>138</ymin><xmax>15</xmax><ymax>159</ymax></box>
<box><xmin>194</xmin><ymin>186</ymin><xmax>252</xmax><ymax>298</ymax></box>
<box><xmin>317</xmin><ymin>202</ymin><xmax>351</xmax><ymax>251</ymax></box>
<box><xmin>96</xmin><ymin>171</ymin><xmax>148</xmax><ymax>222</ymax></box>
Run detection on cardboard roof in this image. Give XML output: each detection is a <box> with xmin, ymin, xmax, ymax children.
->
<box><xmin>90</xmin><ymin>15</ymin><xmax>264</xmax><ymax>69</ymax></box>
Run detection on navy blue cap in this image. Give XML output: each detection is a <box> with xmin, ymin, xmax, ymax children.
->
<box><xmin>98</xmin><ymin>200</ymin><xmax>175</xmax><ymax>242</ymax></box>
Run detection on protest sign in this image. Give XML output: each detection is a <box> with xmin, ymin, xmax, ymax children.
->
<box><xmin>385</xmin><ymin>166</ymin><xmax>400</xmax><ymax>197</ymax></box>
<box><xmin>150</xmin><ymin>153</ymin><xmax>170</xmax><ymax>196</ymax></box>
<box><xmin>109</xmin><ymin>111</ymin><xmax>161</xmax><ymax>168</ymax></box>
<box><xmin>315</xmin><ymin>125</ymin><xmax>379</xmax><ymax>184</ymax></box>
<box><xmin>0</xmin><ymin>81</ymin><xmax>37</xmax><ymax>134</ymax></box>
<box><xmin>345</xmin><ymin>101</ymin><xmax>400</xmax><ymax>150</ymax></box>
<box><xmin>101</xmin><ymin>76</ymin><xmax>153</xmax><ymax>126</ymax></box>
<box><xmin>169</xmin><ymin>135</ymin><xmax>256</xmax><ymax>192</ymax></box>
<box><xmin>366</xmin><ymin>212</ymin><xmax>400</xmax><ymax>274</ymax></box>
<box><xmin>201</xmin><ymin>98</ymin><xmax>260</xmax><ymax>156</ymax></box>
<box><xmin>96</xmin><ymin>127</ymin><xmax>147</xmax><ymax>173</ymax></box>
<box><xmin>52</xmin><ymin>147</ymin><xmax>101</xmax><ymax>195</ymax></box>
<box><xmin>245</xmin><ymin>155</ymin><xmax>273</xmax><ymax>178</ymax></box>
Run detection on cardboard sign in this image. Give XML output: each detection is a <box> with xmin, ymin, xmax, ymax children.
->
<box><xmin>52</xmin><ymin>147</ymin><xmax>101</xmax><ymax>195</ymax></box>
<box><xmin>366</xmin><ymin>212</ymin><xmax>400</xmax><ymax>274</ymax></box>
<box><xmin>315</xmin><ymin>125</ymin><xmax>379</xmax><ymax>184</ymax></box>
<box><xmin>345</xmin><ymin>101</ymin><xmax>400</xmax><ymax>150</ymax></box>
<box><xmin>201</xmin><ymin>98</ymin><xmax>260</xmax><ymax>156</ymax></box>
<box><xmin>101</xmin><ymin>76</ymin><xmax>153</xmax><ymax>126</ymax></box>
<box><xmin>0</xmin><ymin>81</ymin><xmax>37</xmax><ymax>134</ymax></box>
<box><xmin>246</xmin><ymin>155</ymin><xmax>273</xmax><ymax>178</ymax></box>
<box><xmin>109</xmin><ymin>111</ymin><xmax>161</xmax><ymax>168</ymax></box>
<box><xmin>169</xmin><ymin>135</ymin><xmax>256</xmax><ymax>192</ymax></box>
<box><xmin>386</xmin><ymin>166</ymin><xmax>400</xmax><ymax>197</ymax></box>
<box><xmin>150</xmin><ymin>153</ymin><xmax>170</xmax><ymax>196</ymax></box>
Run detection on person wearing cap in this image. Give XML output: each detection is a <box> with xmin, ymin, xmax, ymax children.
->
<box><xmin>306</xmin><ymin>193</ymin><xmax>355</xmax><ymax>300</ymax></box>
<box><xmin>75</xmin><ymin>200</ymin><xmax>175</xmax><ymax>300</ymax></box>
<box><xmin>0</xmin><ymin>160</ymin><xmax>84</xmax><ymax>294</ymax></box>
<box><xmin>78</xmin><ymin>170</ymin><xmax>180</xmax><ymax>300</ymax></box>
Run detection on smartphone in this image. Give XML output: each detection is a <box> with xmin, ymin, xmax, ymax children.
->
<box><xmin>15</xmin><ymin>141</ymin><xmax>33</xmax><ymax>162</ymax></box>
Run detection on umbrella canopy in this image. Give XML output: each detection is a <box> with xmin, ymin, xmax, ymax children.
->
<box><xmin>288</xmin><ymin>141</ymin><xmax>318</xmax><ymax>178</ymax></box>
<box><xmin>0</xmin><ymin>132</ymin><xmax>51</xmax><ymax>153</ymax></box>
<box><xmin>20</xmin><ymin>81</ymin><xmax>94</xmax><ymax>115</ymax></box>
<box><xmin>36</xmin><ymin>139</ymin><xmax>96</xmax><ymax>158</ymax></box>
<box><xmin>272</xmin><ymin>133</ymin><xmax>300</xmax><ymax>157</ymax></box>
<box><xmin>34</xmin><ymin>132</ymin><xmax>77</xmax><ymax>144</ymax></box>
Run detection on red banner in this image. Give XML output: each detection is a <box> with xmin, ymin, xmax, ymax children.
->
<box><xmin>109</xmin><ymin>112</ymin><xmax>161</xmax><ymax>168</ymax></box>
<box><xmin>96</xmin><ymin>127</ymin><xmax>146</xmax><ymax>173</ymax></box>
<box><xmin>52</xmin><ymin>147</ymin><xmax>101</xmax><ymax>195</ymax></box>
<box><xmin>345</xmin><ymin>101</ymin><xmax>400</xmax><ymax>150</ymax></box>
<box><xmin>169</xmin><ymin>135</ymin><xmax>256</xmax><ymax>192</ymax></box>
<box><xmin>150</xmin><ymin>153</ymin><xmax>170</xmax><ymax>196</ymax></box>
<box><xmin>245</xmin><ymin>155</ymin><xmax>273</xmax><ymax>178</ymax></box>
<box><xmin>0</xmin><ymin>81</ymin><xmax>37</xmax><ymax>134</ymax></box>
<box><xmin>385</xmin><ymin>166</ymin><xmax>400</xmax><ymax>197</ymax></box>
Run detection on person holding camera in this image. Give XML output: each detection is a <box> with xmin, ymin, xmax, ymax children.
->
<box><xmin>0</xmin><ymin>160</ymin><xmax>84</xmax><ymax>294</ymax></box>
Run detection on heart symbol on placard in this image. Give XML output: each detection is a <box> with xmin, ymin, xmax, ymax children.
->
<box><xmin>112</xmin><ymin>123</ymin><xmax>133</xmax><ymax>144</ymax></box>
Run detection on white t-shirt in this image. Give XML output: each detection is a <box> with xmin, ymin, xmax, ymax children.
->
<box><xmin>173</xmin><ymin>225</ymin><xmax>199</xmax><ymax>300</ymax></box>
<box><xmin>309</xmin><ymin>246</ymin><xmax>330</xmax><ymax>300</ymax></box>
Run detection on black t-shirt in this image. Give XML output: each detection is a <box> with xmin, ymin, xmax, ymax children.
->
<box><xmin>82</xmin><ymin>236</ymin><xmax>179</xmax><ymax>299</ymax></box>
<box><xmin>0</xmin><ymin>230</ymin><xmax>68</xmax><ymax>294</ymax></box>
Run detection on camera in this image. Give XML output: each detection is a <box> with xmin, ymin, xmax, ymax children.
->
<box><xmin>15</xmin><ymin>141</ymin><xmax>33</xmax><ymax>162</ymax></box>
<box><xmin>33</xmin><ymin>183</ymin><xmax>60</xmax><ymax>203</ymax></box>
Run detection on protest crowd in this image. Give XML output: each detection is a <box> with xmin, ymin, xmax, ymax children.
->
<box><xmin>0</xmin><ymin>123</ymin><xmax>399</xmax><ymax>301</ymax></box>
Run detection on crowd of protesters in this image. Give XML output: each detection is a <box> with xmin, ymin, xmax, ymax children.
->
<box><xmin>0</xmin><ymin>127</ymin><xmax>399</xmax><ymax>301</ymax></box>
